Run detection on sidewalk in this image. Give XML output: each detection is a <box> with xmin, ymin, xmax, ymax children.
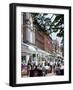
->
<box><xmin>46</xmin><ymin>72</ymin><xmax>56</xmax><ymax>76</ymax></box>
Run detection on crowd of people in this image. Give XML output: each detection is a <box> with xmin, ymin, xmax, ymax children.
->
<box><xmin>21</xmin><ymin>54</ymin><xmax>64</xmax><ymax>77</ymax></box>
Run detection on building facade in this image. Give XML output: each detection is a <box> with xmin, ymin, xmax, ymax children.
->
<box><xmin>21</xmin><ymin>12</ymin><xmax>63</xmax><ymax>64</ymax></box>
<box><xmin>21</xmin><ymin>12</ymin><xmax>53</xmax><ymax>54</ymax></box>
<box><xmin>52</xmin><ymin>40</ymin><xmax>59</xmax><ymax>54</ymax></box>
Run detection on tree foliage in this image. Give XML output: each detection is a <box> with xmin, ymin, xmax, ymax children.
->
<box><xmin>31</xmin><ymin>13</ymin><xmax>64</xmax><ymax>44</ymax></box>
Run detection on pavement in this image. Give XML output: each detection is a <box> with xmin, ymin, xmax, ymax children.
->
<box><xmin>46</xmin><ymin>72</ymin><xmax>56</xmax><ymax>76</ymax></box>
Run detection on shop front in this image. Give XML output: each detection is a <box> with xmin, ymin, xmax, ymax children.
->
<box><xmin>21</xmin><ymin>42</ymin><xmax>53</xmax><ymax>77</ymax></box>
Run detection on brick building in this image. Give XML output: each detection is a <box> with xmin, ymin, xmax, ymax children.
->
<box><xmin>34</xmin><ymin>25</ymin><xmax>53</xmax><ymax>54</ymax></box>
<box><xmin>52</xmin><ymin>40</ymin><xmax>59</xmax><ymax>54</ymax></box>
<box><xmin>22</xmin><ymin>12</ymin><xmax>53</xmax><ymax>54</ymax></box>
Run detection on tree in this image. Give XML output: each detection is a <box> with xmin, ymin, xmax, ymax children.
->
<box><xmin>31</xmin><ymin>13</ymin><xmax>64</xmax><ymax>44</ymax></box>
<box><xmin>51</xmin><ymin>14</ymin><xmax>64</xmax><ymax>44</ymax></box>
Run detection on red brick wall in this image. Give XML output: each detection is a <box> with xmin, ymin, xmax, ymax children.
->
<box><xmin>35</xmin><ymin>30</ymin><xmax>44</xmax><ymax>50</ymax></box>
<box><xmin>35</xmin><ymin>30</ymin><xmax>53</xmax><ymax>53</ymax></box>
<box><xmin>44</xmin><ymin>34</ymin><xmax>52</xmax><ymax>53</ymax></box>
